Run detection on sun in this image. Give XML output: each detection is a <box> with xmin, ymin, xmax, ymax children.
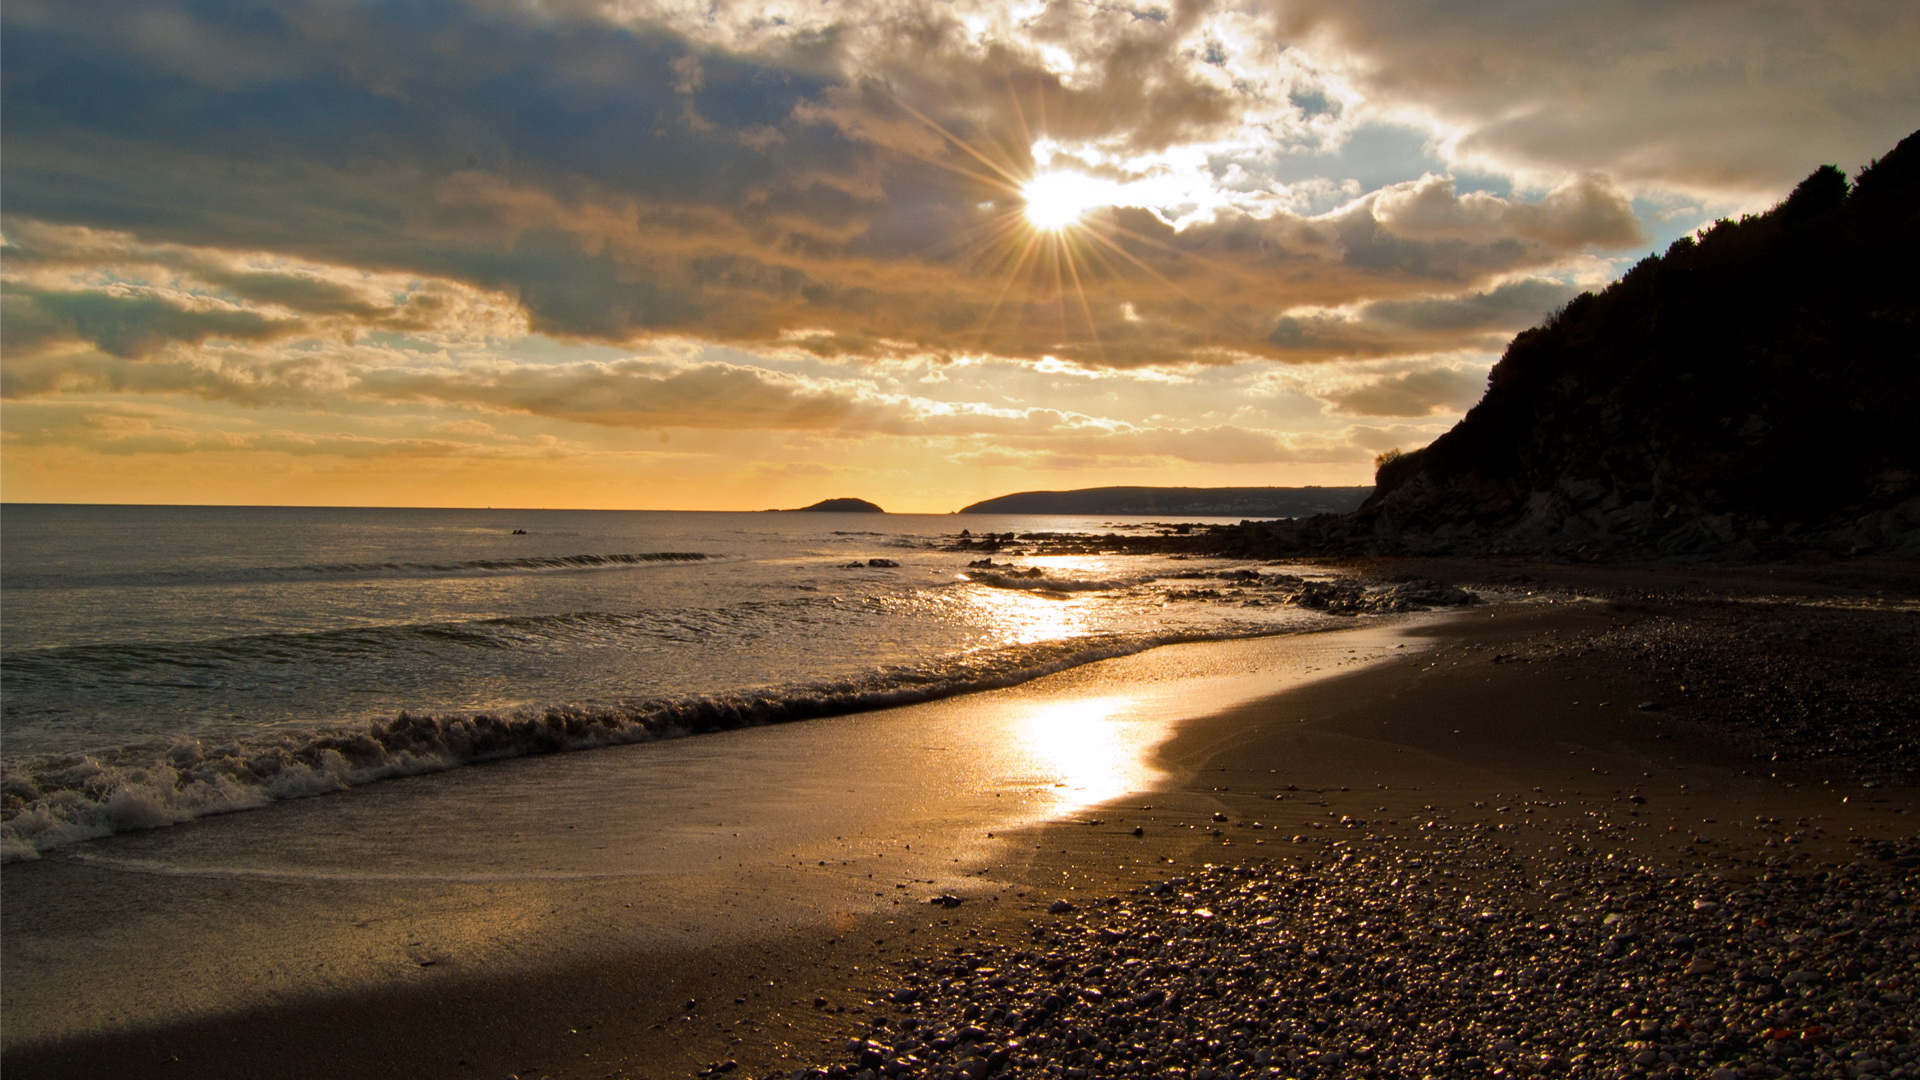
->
<box><xmin>1022</xmin><ymin>170</ymin><xmax>1113</xmax><ymax>232</ymax></box>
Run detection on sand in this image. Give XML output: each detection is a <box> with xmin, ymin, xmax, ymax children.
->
<box><xmin>3</xmin><ymin>584</ymin><xmax>1915</xmax><ymax>1080</ymax></box>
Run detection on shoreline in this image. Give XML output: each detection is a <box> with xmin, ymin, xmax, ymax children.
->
<box><xmin>4</xmin><ymin>582</ymin><xmax>1917</xmax><ymax>1079</ymax></box>
<box><xmin>0</xmin><ymin>612</ymin><xmax>1434</xmax><ymax>1071</ymax></box>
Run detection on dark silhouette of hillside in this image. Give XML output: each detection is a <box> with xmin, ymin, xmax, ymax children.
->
<box><xmin>1224</xmin><ymin>130</ymin><xmax>1920</xmax><ymax>560</ymax></box>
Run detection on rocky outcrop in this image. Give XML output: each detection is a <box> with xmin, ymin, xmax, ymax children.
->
<box><xmin>1228</xmin><ymin>130</ymin><xmax>1920</xmax><ymax>561</ymax></box>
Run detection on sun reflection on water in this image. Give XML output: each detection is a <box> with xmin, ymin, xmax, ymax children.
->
<box><xmin>955</xmin><ymin>579</ymin><xmax>1098</xmax><ymax>645</ymax></box>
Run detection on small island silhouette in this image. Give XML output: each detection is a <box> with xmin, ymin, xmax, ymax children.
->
<box><xmin>773</xmin><ymin>497</ymin><xmax>886</xmax><ymax>513</ymax></box>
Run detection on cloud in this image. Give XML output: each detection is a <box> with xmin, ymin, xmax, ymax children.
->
<box><xmin>1276</xmin><ymin>0</ymin><xmax>1920</xmax><ymax>196</ymax></box>
<box><xmin>2</xmin><ymin>220</ymin><xmax>528</xmax><ymax>363</ymax></box>
<box><xmin>0</xmin><ymin>337</ymin><xmax>1396</xmax><ymax>470</ymax></box>
<box><xmin>2</xmin><ymin>0</ymin><xmax>1660</xmax><ymax>371</ymax></box>
<box><xmin>1326</xmin><ymin>367</ymin><xmax>1488</xmax><ymax>418</ymax></box>
<box><xmin>3</xmin><ymin>284</ymin><xmax>304</xmax><ymax>358</ymax></box>
<box><xmin>0</xmin><ymin>401</ymin><xmax>485</xmax><ymax>458</ymax></box>
<box><xmin>1267</xmin><ymin>277</ymin><xmax>1579</xmax><ymax>360</ymax></box>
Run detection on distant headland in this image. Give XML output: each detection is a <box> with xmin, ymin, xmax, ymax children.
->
<box><xmin>959</xmin><ymin>486</ymin><xmax>1371</xmax><ymax>518</ymax></box>
<box><xmin>774</xmin><ymin>497</ymin><xmax>886</xmax><ymax>513</ymax></box>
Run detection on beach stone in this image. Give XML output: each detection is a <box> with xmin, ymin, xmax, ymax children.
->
<box><xmin>796</xmin><ymin>819</ymin><xmax>1919</xmax><ymax>1080</ymax></box>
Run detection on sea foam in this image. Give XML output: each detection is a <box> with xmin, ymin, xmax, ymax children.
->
<box><xmin>0</xmin><ymin>629</ymin><xmax>1259</xmax><ymax>861</ymax></box>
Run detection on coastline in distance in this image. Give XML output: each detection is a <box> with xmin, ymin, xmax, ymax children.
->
<box><xmin>958</xmin><ymin>485</ymin><xmax>1372</xmax><ymax>518</ymax></box>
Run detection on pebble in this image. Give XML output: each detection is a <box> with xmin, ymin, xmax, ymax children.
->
<box><xmin>782</xmin><ymin>830</ymin><xmax>1919</xmax><ymax>1080</ymax></box>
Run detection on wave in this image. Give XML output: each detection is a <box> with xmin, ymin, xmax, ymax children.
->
<box><xmin>281</xmin><ymin>551</ymin><xmax>709</xmax><ymax>575</ymax></box>
<box><xmin>0</xmin><ymin>597</ymin><xmax>834</xmax><ymax>696</ymax></box>
<box><xmin>0</xmin><ymin>627</ymin><xmax>1275</xmax><ymax>863</ymax></box>
<box><xmin>5</xmin><ymin>551</ymin><xmax>709</xmax><ymax>590</ymax></box>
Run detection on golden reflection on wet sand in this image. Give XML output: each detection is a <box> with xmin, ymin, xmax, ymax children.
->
<box><xmin>1009</xmin><ymin>694</ymin><xmax>1163</xmax><ymax>817</ymax></box>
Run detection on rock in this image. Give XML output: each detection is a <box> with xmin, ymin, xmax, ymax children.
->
<box><xmin>866</xmin><ymin>558</ymin><xmax>900</xmax><ymax>568</ymax></box>
<box><xmin>1048</xmin><ymin>899</ymin><xmax>1075</xmax><ymax>914</ymax></box>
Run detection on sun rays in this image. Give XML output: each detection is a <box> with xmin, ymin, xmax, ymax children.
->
<box><xmin>1020</xmin><ymin>170</ymin><xmax>1115</xmax><ymax>232</ymax></box>
<box><xmin>866</xmin><ymin>87</ymin><xmax>1219</xmax><ymax>367</ymax></box>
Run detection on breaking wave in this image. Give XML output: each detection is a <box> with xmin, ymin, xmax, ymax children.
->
<box><xmin>0</xmin><ymin>628</ymin><xmax>1268</xmax><ymax>863</ymax></box>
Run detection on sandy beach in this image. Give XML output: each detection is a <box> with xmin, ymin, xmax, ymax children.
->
<box><xmin>4</xmin><ymin>566</ymin><xmax>1916</xmax><ymax>1080</ymax></box>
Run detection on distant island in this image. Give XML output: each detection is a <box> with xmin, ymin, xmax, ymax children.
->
<box><xmin>958</xmin><ymin>486</ymin><xmax>1372</xmax><ymax>518</ymax></box>
<box><xmin>776</xmin><ymin>497</ymin><xmax>886</xmax><ymax>513</ymax></box>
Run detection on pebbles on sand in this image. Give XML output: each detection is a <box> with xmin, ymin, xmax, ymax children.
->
<box><xmin>782</xmin><ymin>832</ymin><xmax>1918</xmax><ymax>1080</ymax></box>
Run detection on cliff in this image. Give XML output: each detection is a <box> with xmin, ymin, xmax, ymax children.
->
<box><xmin>1226</xmin><ymin>130</ymin><xmax>1920</xmax><ymax>560</ymax></box>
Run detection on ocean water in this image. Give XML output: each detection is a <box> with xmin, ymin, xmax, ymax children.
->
<box><xmin>1</xmin><ymin>504</ymin><xmax>1351</xmax><ymax>861</ymax></box>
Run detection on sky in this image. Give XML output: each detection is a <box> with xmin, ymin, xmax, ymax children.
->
<box><xmin>3</xmin><ymin>0</ymin><xmax>1916</xmax><ymax>512</ymax></box>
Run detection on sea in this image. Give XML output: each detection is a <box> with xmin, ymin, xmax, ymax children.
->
<box><xmin>0</xmin><ymin>504</ymin><xmax>1362</xmax><ymax>863</ymax></box>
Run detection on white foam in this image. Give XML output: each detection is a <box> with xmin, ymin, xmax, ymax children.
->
<box><xmin>0</xmin><ymin>632</ymin><xmax>1230</xmax><ymax>861</ymax></box>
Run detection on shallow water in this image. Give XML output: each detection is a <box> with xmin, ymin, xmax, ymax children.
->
<box><xmin>2</xmin><ymin>504</ymin><xmax>1343</xmax><ymax>858</ymax></box>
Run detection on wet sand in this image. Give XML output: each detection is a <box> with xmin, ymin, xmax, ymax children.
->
<box><xmin>4</xmin><ymin>590</ymin><xmax>1915</xmax><ymax>1080</ymax></box>
<box><xmin>1</xmin><ymin>618</ymin><xmax>1422</xmax><ymax>1077</ymax></box>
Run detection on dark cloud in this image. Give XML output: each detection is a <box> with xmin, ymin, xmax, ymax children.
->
<box><xmin>1</xmin><ymin>219</ymin><xmax>526</xmax><ymax>359</ymax></box>
<box><xmin>1327</xmin><ymin>367</ymin><xmax>1488</xmax><ymax>418</ymax></box>
<box><xmin>2</xmin><ymin>284</ymin><xmax>300</xmax><ymax>359</ymax></box>
<box><xmin>1267</xmin><ymin>277</ymin><xmax>1579</xmax><ymax>359</ymax></box>
<box><xmin>1277</xmin><ymin>0</ymin><xmax>1920</xmax><ymax>195</ymax></box>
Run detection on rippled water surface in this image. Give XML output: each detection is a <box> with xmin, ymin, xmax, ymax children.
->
<box><xmin>2</xmin><ymin>504</ymin><xmax>1345</xmax><ymax>857</ymax></box>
